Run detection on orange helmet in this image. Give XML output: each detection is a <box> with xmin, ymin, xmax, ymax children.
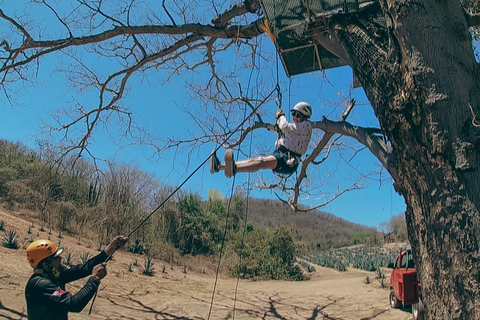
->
<box><xmin>26</xmin><ymin>240</ymin><xmax>62</xmax><ymax>268</ymax></box>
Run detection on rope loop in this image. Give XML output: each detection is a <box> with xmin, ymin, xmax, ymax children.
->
<box><xmin>275</xmin><ymin>84</ymin><xmax>282</xmax><ymax>109</ymax></box>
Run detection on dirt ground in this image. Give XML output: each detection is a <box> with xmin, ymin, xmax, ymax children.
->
<box><xmin>0</xmin><ymin>208</ymin><xmax>414</xmax><ymax>320</ymax></box>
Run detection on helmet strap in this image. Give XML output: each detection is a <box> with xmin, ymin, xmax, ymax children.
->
<box><xmin>34</xmin><ymin>260</ymin><xmax>61</xmax><ymax>280</ymax></box>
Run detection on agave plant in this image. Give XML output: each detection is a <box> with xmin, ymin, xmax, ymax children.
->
<box><xmin>142</xmin><ymin>256</ymin><xmax>155</xmax><ymax>276</ymax></box>
<box><xmin>63</xmin><ymin>253</ymin><xmax>73</xmax><ymax>266</ymax></box>
<box><xmin>3</xmin><ymin>230</ymin><xmax>19</xmax><ymax>249</ymax></box>
<box><xmin>80</xmin><ymin>252</ymin><xmax>91</xmax><ymax>264</ymax></box>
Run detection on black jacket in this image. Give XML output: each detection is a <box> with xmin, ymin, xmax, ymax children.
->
<box><xmin>25</xmin><ymin>251</ymin><xmax>107</xmax><ymax>320</ymax></box>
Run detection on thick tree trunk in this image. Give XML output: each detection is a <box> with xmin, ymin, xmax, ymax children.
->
<box><xmin>314</xmin><ymin>0</ymin><xmax>480</xmax><ymax>318</ymax></box>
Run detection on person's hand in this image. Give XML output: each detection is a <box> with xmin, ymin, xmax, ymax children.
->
<box><xmin>275</xmin><ymin>109</ymin><xmax>285</xmax><ymax>119</ymax></box>
<box><xmin>104</xmin><ymin>236</ymin><xmax>128</xmax><ymax>256</ymax></box>
<box><xmin>92</xmin><ymin>263</ymin><xmax>107</xmax><ymax>280</ymax></box>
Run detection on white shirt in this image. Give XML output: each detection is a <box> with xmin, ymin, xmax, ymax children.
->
<box><xmin>275</xmin><ymin>115</ymin><xmax>312</xmax><ymax>156</ymax></box>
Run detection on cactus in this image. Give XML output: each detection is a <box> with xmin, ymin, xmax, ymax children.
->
<box><xmin>87</xmin><ymin>180</ymin><xmax>102</xmax><ymax>206</ymax></box>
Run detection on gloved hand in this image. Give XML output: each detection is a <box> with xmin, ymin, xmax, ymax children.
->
<box><xmin>275</xmin><ymin>109</ymin><xmax>285</xmax><ymax>119</ymax></box>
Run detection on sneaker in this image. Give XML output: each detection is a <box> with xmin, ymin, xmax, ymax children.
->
<box><xmin>224</xmin><ymin>149</ymin><xmax>236</xmax><ymax>178</ymax></box>
<box><xmin>209</xmin><ymin>149</ymin><xmax>220</xmax><ymax>174</ymax></box>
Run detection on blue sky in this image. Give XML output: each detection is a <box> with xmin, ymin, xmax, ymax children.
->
<box><xmin>0</xmin><ymin>1</ymin><xmax>406</xmax><ymax>228</ymax></box>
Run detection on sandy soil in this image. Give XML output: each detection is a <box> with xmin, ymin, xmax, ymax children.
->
<box><xmin>0</xmin><ymin>208</ymin><xmax>414</xmax><ymax>320</ymax></box>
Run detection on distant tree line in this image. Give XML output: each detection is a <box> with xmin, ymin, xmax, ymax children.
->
<box><xmin>0</xmin><ymin>139</ymin><xmax>385</xmax><ymax>279</ymax></box>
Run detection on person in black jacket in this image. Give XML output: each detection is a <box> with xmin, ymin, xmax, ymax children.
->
<box><xmin>25</xmin><ymin>236</ymin><xmax>127</xmax><ymax>320</ymax></box>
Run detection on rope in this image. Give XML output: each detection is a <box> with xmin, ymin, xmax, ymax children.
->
<box><xmin>208</xmin><ymin>33</ymin><xmax>261</xmax><ymax>320</ymax></box>
<box><xmin>273</xmin><ymin>0</ymin><xmax>282</xmax><ymax>110</ymax></box>
<box><xmin>232</xmin><ymin>117</ymin><xmax>254</xmax><ymax>320</ymax></box>
<box><xmin>231</xmin><ymin>39</ymin><xmax>260</xmax><ymax>319</ymax></box>
<box><xmin>88</xmin><ymin>87</ymin><xmax>278</xmax><ymax>315</ymax></box>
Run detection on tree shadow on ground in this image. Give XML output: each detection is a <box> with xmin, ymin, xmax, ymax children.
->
<box><xmin>99</xmin><ymin>290</ymin><xmax>350</xmax><ymax>320</ymax></box>
<box><xmin>0</xmin><ymin>300</ymin><xmax>27</xmax><ymax>320</ymax></box>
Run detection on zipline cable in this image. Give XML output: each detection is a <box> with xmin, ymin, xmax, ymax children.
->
<box><xmin>88</xmin><ymin>86</ymin><xmax>279</xmax><ymax>315</ymax></box>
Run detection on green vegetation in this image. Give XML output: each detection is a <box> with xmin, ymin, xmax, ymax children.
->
<box><xmin>302</xmin><ymin>245</ymin><xmax>406</xmax><ymax>272</ymax></box>
<box><xmin>142</xmin><ymin>256</ymin><xmax>155</xmax><ymax>276</ymax></box>
<box><xmin>0</xmin><ymin>139</ymin><xmax>390</xmax><ymax>280</ymax></box>
<box><xmin>2</xmin><ymin>229</ymin><xmax>19</xmax><ymax>249</ymax></box>
<box><xmin>63</xmin><ymin>253</ymin><xmax>73</xmax><ymax>266</ymax></box>
<box><xmin>80</xmin><ymin>252</ymin><xmax>91</xmax><ymax>264</ymax></box>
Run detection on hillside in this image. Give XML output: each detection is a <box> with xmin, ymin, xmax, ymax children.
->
<box><xmin>246</xmin><ymin>198</ymin><xmax>379</xmax><ymax>250</ymax></box>
<box><xmin>0</xmin><ymin>139</ymin><xmax>380</xmax><ymax>257</ymax></box>
<box><xmin>0</xmin><ymin>208</ymin><xmax>413</xmax><ymax>320</ymax></box>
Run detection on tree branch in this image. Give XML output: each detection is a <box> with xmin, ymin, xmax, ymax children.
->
<box><xmin>292</xmin><ymin>99</ymin><xmax>356</xmax><ymax>207</ymax></box>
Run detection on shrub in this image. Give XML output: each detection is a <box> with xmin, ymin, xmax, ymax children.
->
<box><xmin>375</xmin><ymin>267</ymin><xmax>385</xmax><ymax>279</ymax></box>
<box><xmin>3</xmin><ymin>230</ymin><xmax>19</xmax><ymax>249</ymax></box>
<box><xmin>377</xmin><ymin>276</ymin><xmax>388</xmax><ymax>289</ymax></box>
<box><xmin>232</xmin><ymin>226</ymin><xmax>305</xmax><ymax>281</ymax></box>
<box><xmin>0</xmin><ymin>220</ymin><xmax>4</xmax><ymax>231</ymax></box>
<box><xmin>128</xmin><ymin>239</ymin><xmax>146</xmax><ymax>255</ymax></box>
<box><xmin>364</xmin><ymin>275</ymin><xmax>371</xmax><ymax>284</ymax></box>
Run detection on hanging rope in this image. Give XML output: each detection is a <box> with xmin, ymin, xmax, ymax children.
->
<box><xmin>231</xmin><ymin>35</ymin><xmax>262</xmax><ymax>320</ymax></box>
<box><xmin>207</xmin><ymin>32</ymin><xmax>261</xmax><ymax>320</ymax></box>
<box><xmin>206</xmin><ymin>166</ymin><xmax>239</xmax><ymax>320</ymax></box>
<box><xmin>231</xmin><ymin>115</ymin><xmax>255</xmax><ymax>320</ymax></box>
<box><xmin>88</xmin><ymin>87</ymin><xmax>278</xmax><ymax>315</ymax></box>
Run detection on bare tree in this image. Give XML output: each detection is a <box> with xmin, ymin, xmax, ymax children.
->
<box><xmin>1</xmin><ymin>0</ymin><xmax>480</xmax><ymax>318</ymax></box>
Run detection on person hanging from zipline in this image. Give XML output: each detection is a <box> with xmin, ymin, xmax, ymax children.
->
<box><xmin>210</xmin><ymin>102</ymin><xmax>313</xmax><ymax>178</ymax></box>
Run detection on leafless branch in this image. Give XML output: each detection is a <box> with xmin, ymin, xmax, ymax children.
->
<box><xmin>292</xmin><ymin>99</ymin><xmax>356</xmax><ymax>207</ymax></box>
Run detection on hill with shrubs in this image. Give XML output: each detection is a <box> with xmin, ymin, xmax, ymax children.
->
<box><xmin>0</xmin><ymin>139</ymin><xmax>391</xmax><ymax>280</ymax></box>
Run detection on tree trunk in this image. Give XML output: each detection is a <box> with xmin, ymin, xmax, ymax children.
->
<box><xmin>314</xmin><ymin>0</ymin><xmax>480</xmax><ymax>318</ymax></box>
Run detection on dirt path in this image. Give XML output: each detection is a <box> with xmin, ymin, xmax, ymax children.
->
<box><xmin>0</xmin><ymin>209</ymin><xmax>413</xmax><ymax>319</ymax></box>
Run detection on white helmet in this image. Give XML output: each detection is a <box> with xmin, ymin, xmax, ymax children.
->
<box><xmin>292</xmin><ymin>102</ymin><xmax>312</xmax><ymax>118</ymax></box>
